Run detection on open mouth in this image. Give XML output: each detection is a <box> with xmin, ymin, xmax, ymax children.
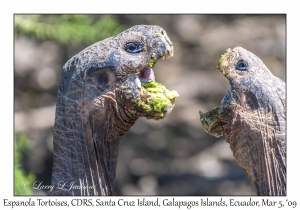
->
<box><xmin>138</xmin><ymin>66</ymin><xmax>156</xmax><ymax>84</ymax></box>
<box><xmin>136</xmin><ymin>63</ymin><xmax>179</xmax><ymax>117</ymax></box>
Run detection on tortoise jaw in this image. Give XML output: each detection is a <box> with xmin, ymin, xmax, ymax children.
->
<box><xmin>199</xmin><ymin>107</ymin><xmax>223</xmax><ymax>137</ymax></box>
<box><xmin>199</xmin><ymin>104</ymin><xmax>234</xmax><ymax>138</ymax></box>
<box><xmin>200</xmin><ymin>86</ymin><xmax>236</xmax><ymax>138</ymax></box>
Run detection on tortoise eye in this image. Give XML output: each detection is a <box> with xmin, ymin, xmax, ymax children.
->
<box><xmin>124</xmin><ymin>42</ymin><xmax>144</xmax><ymax>53</ymax></box>
<box><xmin>236</xmin><ymin>60</ymin><xmax>248</xmax><ymax>71</ymax></box>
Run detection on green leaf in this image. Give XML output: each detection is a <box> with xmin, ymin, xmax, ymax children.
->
<box><xmin>14</xmin><ymin>15</ymin><xmax>125</xmax><ymax>45</ymax></box>
<box><xmin>14</xmin><ymin>133</ymin><xmax>36</xmax><ymax>195</ymax></box>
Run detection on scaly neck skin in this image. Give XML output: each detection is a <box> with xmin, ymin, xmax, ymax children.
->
<box><xmin>51</xmin><ymin>90</ymin><xmax>137</xmax><ymax>196</ymax></box>
<box><xmin>50</xmin><ymin>24</ymin><xmax>175</xmax><ymax>195</ymax></box>
<box><xmin>227</xmin><ymin>107</ymin><xmax>286</xmax><ymax>196</ymax></box>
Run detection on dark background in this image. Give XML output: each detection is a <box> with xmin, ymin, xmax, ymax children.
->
<box><xmin>14</xmin><ymin>14</ymin><xmax>286</xmax><ymax>195</ymax></box>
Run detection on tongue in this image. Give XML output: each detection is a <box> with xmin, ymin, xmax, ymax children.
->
<box><xmin>139</xmin><ymin>67</ymin><xmax>155</xmax><ymax>83</ymax></box>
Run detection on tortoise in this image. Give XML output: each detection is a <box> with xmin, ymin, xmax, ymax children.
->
<box><xmin>199</xmin><ymin>47</ymin><xmax>286</xmax><ymax>196</ymax></box>
<box><xmin>51</xmin><ymin>25</ymin><xmax>178</xmax><ymax>195</ymax></box>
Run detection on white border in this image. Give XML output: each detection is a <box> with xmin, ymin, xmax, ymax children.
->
<box><xmin>2</xmin><ymin>0</ymin><xmax>300</xmax><ymax>209</ymax></box>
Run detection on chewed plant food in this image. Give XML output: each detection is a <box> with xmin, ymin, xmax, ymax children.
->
<box><xmin>138</xmin><ymin>81</ymin><xmax>179</xmax><ymax>116</ymax></box>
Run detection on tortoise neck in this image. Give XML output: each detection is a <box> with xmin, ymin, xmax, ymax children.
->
<box><xmin>227</xmin><ymin>111</ymin><xmax>286</xmax><ymax>196</ymax></box>
<box><xmin>51</xmin><ymin>91</ymin><xmax>137</xmax><ymax>195</ymax></box>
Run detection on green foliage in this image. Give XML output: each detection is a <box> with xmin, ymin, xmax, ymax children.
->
<box><xmin>14</xmin><ymin>15</ymin><xmax>125</xmax><ymax>45</ymax></box>
<box><xmin>140</xmin><ymin>81</ymin><xmax>179</xmax><ymax>116</ymax></box>
<box><xmin>14</xmin><ymin>133</ymin><xmax>36</xmax><ymax>195</ymax></box>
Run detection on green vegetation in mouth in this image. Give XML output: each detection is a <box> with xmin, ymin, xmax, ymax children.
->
<box><xmin>148</xmin><ymin>61</ymin><xmax>155</xmax><ymax>67</ymax></box>
<box><xmin>138</xmin><ymin>81</ymin><xmax>179</xmax><ymax>116</ymax></box>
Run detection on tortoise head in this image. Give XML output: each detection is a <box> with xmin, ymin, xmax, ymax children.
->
<box><xmin>200</xmin><ymin>47</ymin><xmax>285</xmax><ymax>137</ymax></box>
<box><xmin>61</xmin><ymin>25</ymin><xmax>176</xmax><ymax>121</ymax></box>
<box><xmin>113</xmin><ymin>25</ymin><xmax>176</xmax><ymax>119</ymax></box>
<box><xmin>216</xmin><ymin>46</ymin><xmax>284</xmax><ymax>110</ymax></box>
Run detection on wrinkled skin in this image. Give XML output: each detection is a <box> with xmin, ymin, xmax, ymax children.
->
<box><xmin>51</xmin><ymin>25</ymin><xmax>174</xmax><ymax>195</ymax></box>
<box><xmin>199</xmin><ymin>47</ymin><xmax>286</xmax><ymax>196</ymax></box>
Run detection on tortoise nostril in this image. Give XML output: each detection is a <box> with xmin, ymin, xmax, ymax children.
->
<box><xmin>161</xmin><ymin>31</ymin><xmax>164</xmax><ymax>35</ymax></box>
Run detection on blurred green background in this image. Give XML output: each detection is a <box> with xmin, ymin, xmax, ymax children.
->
<box><xmin>14</xmin><ymin>14</ymin><xmax>285</xmax><ymax>195</ymax></box>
